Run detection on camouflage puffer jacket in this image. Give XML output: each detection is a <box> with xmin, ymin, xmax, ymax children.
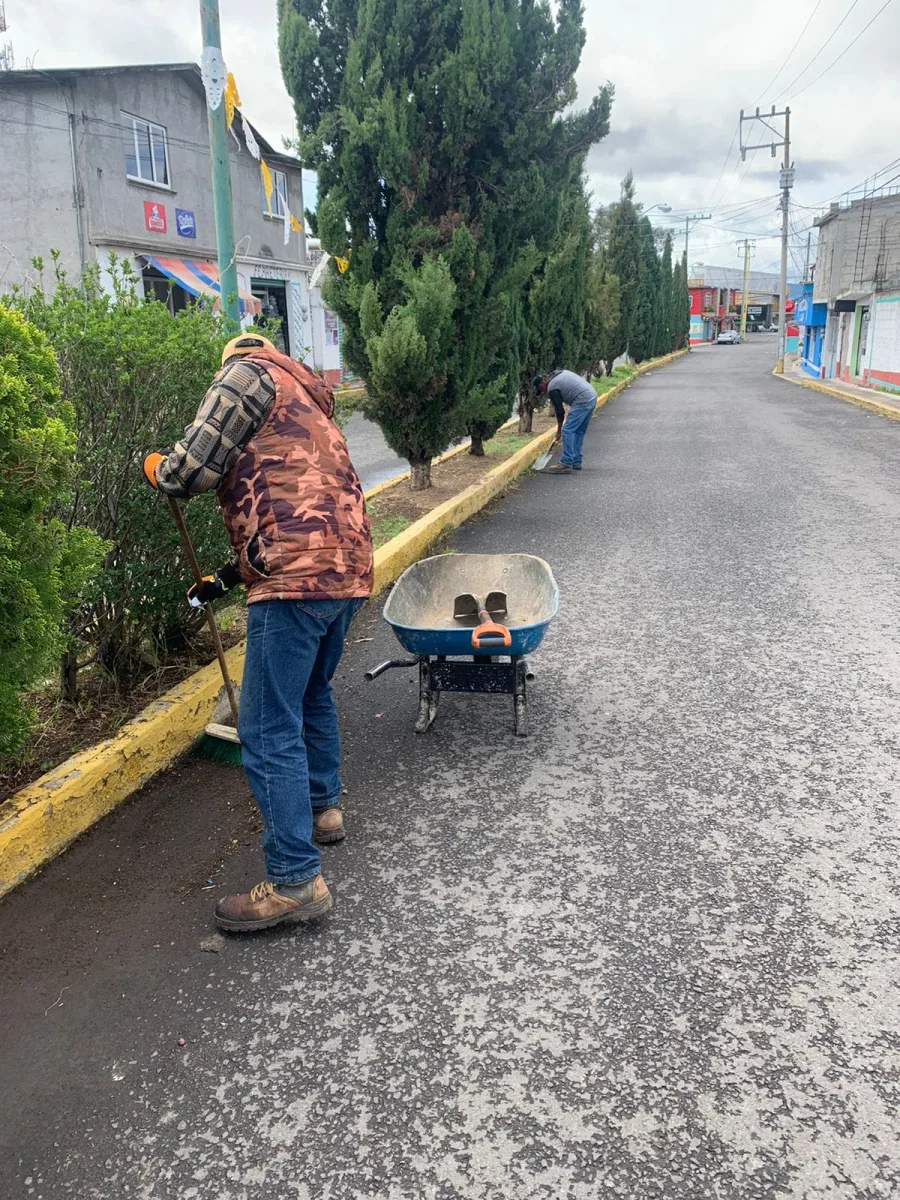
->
<box><xmin>217</xmin><ymin>347</ymin><xmax>373</xmax><ymax>603</ymax></box>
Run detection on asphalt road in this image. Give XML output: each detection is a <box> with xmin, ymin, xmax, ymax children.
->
<box><xmin>4</xmin><ymin>338</ymin><xmax>900</xmax><ymax>1199</ymax></box>
<box><xmin>342</xmin><ymin>410</ymin><xmax>408</xmax><ymax>491</ymax></box>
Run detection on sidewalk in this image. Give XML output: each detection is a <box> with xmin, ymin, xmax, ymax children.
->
<box><xmin>778</xmin><ymin>360</ymin><xmax>900</xmax><ymax>419</ymax></box>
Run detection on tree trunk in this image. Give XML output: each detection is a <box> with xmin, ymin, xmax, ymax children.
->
<box><xmin>469</xmin><ymin>435</ymin><xmax>485</xmax><ymax>457</ymax></box>
<box><xmin>604</xmin><ymin>359</ymin><xmax>614</xmax><ymax>378</ymax></box>
<box><xmin>60</xmin><ymin>646</ymin><xmax>79</xmax><ymax>704</ymax></box>
<box><xmin>517</xmin><ymin>394</ymin><xmax>533</xmax><ymax>435</ymax></box>
<box><xmin>409</xmin><ymin>458</ymin><xmax>432</xmax><ymax>491</ymax></box>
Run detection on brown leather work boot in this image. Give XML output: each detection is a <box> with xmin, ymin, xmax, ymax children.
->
<box><xmin>214</xmin><ymin>875</ymin><xmax>332</xmax><ymax>933</ymax></box>
<box><xmin>313</xmin><ymin>806</ymin><xmax>345</xmax><ymax>845</ymax></box>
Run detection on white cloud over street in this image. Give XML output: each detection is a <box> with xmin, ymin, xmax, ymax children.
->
<box><xmin>6</xmin><ymin>0</ymin><xmax>899</xmax><ymax>274</ymax></box>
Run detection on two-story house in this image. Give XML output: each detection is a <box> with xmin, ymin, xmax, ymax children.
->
<box><xmin>687</xmin><ymin>267</ymin><xmax>784</xmax><ymax>343</ymax></box>
<box><xmin>0</xmin><ymin>62</ymin><xmax>343</xmax><ymax>381</ymax></box>
<box><xmin>813</xmin><ymin>195</ymin><xmax>900</xmax><ymax>392</ymax></box>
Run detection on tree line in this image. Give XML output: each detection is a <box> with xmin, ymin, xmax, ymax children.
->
<box><xmin>280</xmin><ymin>0</ymin><xmax>689</xmax><ymax>486</ymax></box>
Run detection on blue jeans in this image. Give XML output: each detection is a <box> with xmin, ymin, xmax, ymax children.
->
<box><xmin>559</xmin><ymin>401</ymin><xmax>596</xmax><ymax>467</ymax></box>
<box><xmin>238</xmin><ymin>597</ymin><xmax>365</xmax><ymax>885</ymax></box>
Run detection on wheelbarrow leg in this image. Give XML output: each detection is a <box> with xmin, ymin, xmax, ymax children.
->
<box><xmin>414</xmin><ymin>658</ymin><xmax>440</xmax><ymax>733</ymax></box>
<box><xmin>514</xmin><ymin>657</ymin><xmax>528</xmax><ymax>737</ymax></box>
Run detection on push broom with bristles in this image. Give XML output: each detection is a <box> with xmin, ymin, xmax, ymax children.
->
<box><xmin>168</xmin><ymin>497</ymin><xmax>243</xmax><ymax>766</ymax></box>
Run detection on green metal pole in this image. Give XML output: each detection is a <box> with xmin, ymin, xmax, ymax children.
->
<box><xmin>199</xmin><ymin>0</ymin><xmax>241</xmax><ymax>330</ymax></box>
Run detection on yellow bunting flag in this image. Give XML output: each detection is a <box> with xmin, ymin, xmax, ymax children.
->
<box><xmin>335</xmin><ymin>256</ymin><xmax>350</xmax><ymax>274</ymax></box>
<box><xmin>260</xmin><ymin>159</ymin><xmax>274</xmax><ymax>215</ymax></box>
<box><xmin>224</xmin><ymin>72</ymin><xmax>241</xmax><ymax>131</ymax></box>
<box><xmin>290</xmin><ymin>214</ymin><xmax>303</xmax><ymax>233</ymax></box>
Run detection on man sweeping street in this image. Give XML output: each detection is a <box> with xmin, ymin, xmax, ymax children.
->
<box><xmin>533</xmin><ymin>370</ymin><xmax>599</xmax><ymax>474</ymax></box>
<box><xmin>143</xmin><ymin>334</ymin><xmax>373</xmax><ymax>933</ymax></box>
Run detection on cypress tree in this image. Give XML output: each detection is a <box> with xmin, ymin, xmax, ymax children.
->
<box><xmin>655</xmin><ymin>232</ymin><xmax>674</xmax><ymax>356</ymax></box>
<box><xmin>672</xmin><ymin>259</ymin><xmax>691</xmax><ymax>349</ymax></box>
<box><xmin>582</xmin><ymin>206</ymin><xmax>622</xmax><ymax>378</ymax></box>
<box><xmin>605</xmin><ymin>173</ymin><xmax>641</xmax><ymax>362</ymax></box>
<box><xmin>517</xmin><ymin>182</ymin><xmax>592</xmax><ymax>432</ymax></box>
<box><xmin>279</xmin><ymin>0</ymin><xmax>611</xmax><ymax>487</ymax></box>
<box><xmin>630</xmin><ymin>215</ymin><xmax>659</xmax><ymax>363</ymax></box>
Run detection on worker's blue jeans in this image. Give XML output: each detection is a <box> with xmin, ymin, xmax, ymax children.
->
<box><xmin>238</xmin><ymin>597</ymin><xmax>365</xmax><ymax>885</ymax></box>
<box><xmin>559</xmin><ymin>401</ymin><xmax>597</xmax><ymax>468</ymax></box>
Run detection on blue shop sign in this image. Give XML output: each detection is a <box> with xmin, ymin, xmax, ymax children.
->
<box><xmin>175</xmin><ymin>208</ymin><xmax>197</xmax><ymax>239</ymax></box>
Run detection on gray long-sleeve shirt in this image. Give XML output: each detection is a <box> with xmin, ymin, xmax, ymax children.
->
<box><xmin>547</xmin><ymin>370</ymin><xmax>598</xmax><ymax>424</ymax></box>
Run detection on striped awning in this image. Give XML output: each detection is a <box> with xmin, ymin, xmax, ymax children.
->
<box><xmin>140</xmin><ymin>255</ymin><xmax>262</xmax><ymax>316</ymax></box>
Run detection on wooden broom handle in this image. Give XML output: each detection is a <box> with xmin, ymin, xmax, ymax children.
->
<box><xmin>167</xmin><ymin>497</ymin><xmax>240</xmax><ymax>727</ymax></box>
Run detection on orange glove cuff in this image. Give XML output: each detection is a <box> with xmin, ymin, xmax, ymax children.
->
<box><xmin>143</xmin><ymin>452</ymin><xmax>165</xmax><ymax>488</ymax></box>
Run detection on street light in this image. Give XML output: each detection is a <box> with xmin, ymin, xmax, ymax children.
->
<box><xmin>645</xmin><ymin>203</ymin><xmax>673</xmax><ymax>214</ymax></box>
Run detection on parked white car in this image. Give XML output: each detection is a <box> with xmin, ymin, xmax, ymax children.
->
<box><xmin>716</xmin><ymin>330</ymin><xmax>741</xmax><ymax>345</ymax></box>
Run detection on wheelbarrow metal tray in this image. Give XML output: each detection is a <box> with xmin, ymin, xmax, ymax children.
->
<box><xmin>383</xmin><ymin>553</ymin><xmax>559</xmax><ymax>657</ymax></box>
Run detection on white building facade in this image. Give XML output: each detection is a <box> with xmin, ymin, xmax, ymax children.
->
<box><xmin>813</xmin><ymin>195</ymin><xmax>900</xmax><ymax>394</ymax></box>
<box><xmin>0</xmin><ymin>62</ymin><xmax>347</xmax><ymax>385</ymax></box>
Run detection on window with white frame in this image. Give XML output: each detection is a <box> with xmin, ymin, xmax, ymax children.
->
<box><xmin>122</xmin><ymin>112</ymin><xmax>170</xmax><ymax>187</ymax></box>
<box><xmin>265</xmin><ymin>169</ymin><xmax>288</xmax><ymax>218</ymax></box>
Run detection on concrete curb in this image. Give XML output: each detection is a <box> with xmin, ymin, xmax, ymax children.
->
<box><xmin>774</xmin><ymin>370</ymin><xmax>900</xmax><ymax>423</ymax></box>
<box><xmin>0</xmin><ymin>643</ymin><xmax>246</xmax><ymax>898</ymax></box>
<box><xmin>0</xmin><ymin>349</ymin><xmax>686</xmax><ymax>897</ymax></box>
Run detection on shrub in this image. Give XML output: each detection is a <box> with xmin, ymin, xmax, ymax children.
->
<box><xmin>7</xmin><ymin>256</ymin><xmax>233</xmax><ymax>693</ymax></box>
<box><xmin>0</xmin><ymin>304</ymin><xmax>104</xmax><ymax>754</ymax></box>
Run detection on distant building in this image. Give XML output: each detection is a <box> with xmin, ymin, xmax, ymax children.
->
<box><xmin>687</xmin><ymin>266</ymin><xmax>784</xmax><ymax>343</ymax></box>
<box><xmin>0</xmin><ymin>63</ymin><xmax>345</xmax><ymax>384</ymax></box>
<box><xmin>812</xmin><ymin>194</ymin><xmax>900</xmax><ymax>392</ymax></box>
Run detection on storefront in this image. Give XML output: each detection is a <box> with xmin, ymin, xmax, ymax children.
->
<box><xmin>795</xmin><ymin>288</ymin><xmax>827</xmax><ymax>377</ymax></box>
<box><xmin>138</xmin><ymin>254</ymin><xmax>262</xmax><ymax>319</ymax></box>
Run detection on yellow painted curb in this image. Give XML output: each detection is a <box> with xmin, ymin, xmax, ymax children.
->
<box><xmin>774</xmin><ymin>370</ymin><xmax>900</xmax><ymax>423</ymax></box>
<box><xmin>0</xmin><ymin>643</ymin><xmax>245</xmax><ymax>897</ymax></box>
<box><xmin>0</xmin><ymin>351</ymin><xmax>686</xmax><ymax>898</ymax></box>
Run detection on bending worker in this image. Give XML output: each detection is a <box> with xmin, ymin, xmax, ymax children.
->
<box><xmin>143</xmin><ymin>334</ymin><xmax>373</xmax><ymax>934</ymax></box>
<box><xmin>533</xmin><ymin>369</ymin><xmax>598</xmax><ymax>474</ymax></box>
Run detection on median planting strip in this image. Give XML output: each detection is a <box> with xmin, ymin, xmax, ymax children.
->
<box><xmin>0</xmin><ymin>350</ymin><xmax>685</xmax><ymax>897</ymax></box>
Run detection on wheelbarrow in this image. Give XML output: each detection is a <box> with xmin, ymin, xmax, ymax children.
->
<box><xmin>365</xmin><ymin>553</ymin><xmax>559</xmax><ymax>736</ymax></box>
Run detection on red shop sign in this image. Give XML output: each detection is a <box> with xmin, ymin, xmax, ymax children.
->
<box><xmin>143</xmin><ymin>201</ymin><xmax>167</xmax><ymax>234</ymax></box>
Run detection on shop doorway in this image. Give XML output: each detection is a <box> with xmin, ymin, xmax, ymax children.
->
<box><xmin>142</xmin><ymin>264</ymin><xmax>191</xmax><ymax>314</ymax></box>
<box><xmin>251</xmin><ymin>280</ymin><xmax>290</xmax><ymax>355</ymax></box>
<box><xmin>853</xmin><ymin>305</ymin><xmax>870</xmax><ymax>376</ymax></box>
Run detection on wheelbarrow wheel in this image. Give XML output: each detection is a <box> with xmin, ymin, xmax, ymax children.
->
<box><xmin>514</xmin><ymin>694</ymin><xmax>527</xmax><ymax>737</ymax></box>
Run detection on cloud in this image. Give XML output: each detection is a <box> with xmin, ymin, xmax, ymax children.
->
<box><xmin>7</xmin><ymin>0</ymin><xmax>900</xmax><ymax>276</ymax></box>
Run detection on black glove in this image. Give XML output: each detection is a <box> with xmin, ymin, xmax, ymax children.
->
<box><xmin>186</xmin><ymin>561</ymin><xmax>242</xmax><ymax>607</ymax></box>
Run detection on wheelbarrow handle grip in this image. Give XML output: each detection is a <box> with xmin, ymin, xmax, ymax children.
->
<box><xmin>471</xmin><ymin>621</ymin><xmax>512</xmax><ymax>650</ymax></box>
<box><xmin>365</xmin><ymin>658</ymin><xmax>419</xmax><ymax>681</ymax></box>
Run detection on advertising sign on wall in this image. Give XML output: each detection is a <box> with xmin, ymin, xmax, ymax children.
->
<box><xmin>175</xmin><ymin>208</ymin><xmax>196</xmax><ymax>238</ymax></box>
<box><xmin>143</xmin><ymin>201</ymin><xmax>167</xmax><ymax>234</ymax></box>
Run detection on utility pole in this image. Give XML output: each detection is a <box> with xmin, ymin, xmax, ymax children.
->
<box><xmin>738</xmin><ymin>239</ymin><xmax>755</xmax><ymax>339</ymax></box>
<box><xmin>683</xmin><ymin>213</ymin><xmax>711</xmax><ymax>277</ymax></box>
<box><xmin>739</xmin><ymin>105</ymin><xmax>793</xmax><ymax>372</ymax></box>
<box><xmin>199</xmin><ymin>0</ymin><xmax>240</xmax><ymax>330</ymax></box>
<box><xmin>803</xmin><ymin>231</ymin><xmax>812</xmax><ymax>283</ymax></box>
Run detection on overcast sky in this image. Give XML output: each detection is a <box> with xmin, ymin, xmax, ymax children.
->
<box><xmin>9</xmin><ymin>0</ymin><xmax>900</xmax><ymax>275</ymax></box>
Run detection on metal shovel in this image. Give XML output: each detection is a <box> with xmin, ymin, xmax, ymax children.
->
<box><xmin>453</xmin><ymin>591</ymin><xmax>512</xmax><ymax>651</ymax></box>
<box><xmin>533</xmin><ymin>440</ymin><xmax>560</xmax><ymax>471</ymax></box>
